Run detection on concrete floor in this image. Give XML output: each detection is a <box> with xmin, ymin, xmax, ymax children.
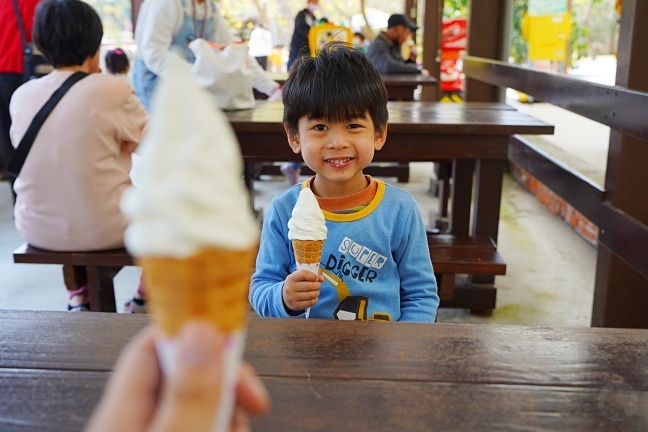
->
<box><xmin>0</xmin><ymin>159</ymin><xmax>598</xmax><ymax>326</ymax></box>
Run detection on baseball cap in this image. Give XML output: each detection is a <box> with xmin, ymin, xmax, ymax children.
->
<box><xmin>387</xmin><ymin>14</ymin><xmax>419</xmax><ymax>31</ymax></box>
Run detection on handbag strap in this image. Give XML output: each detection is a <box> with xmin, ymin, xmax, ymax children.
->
<box><xmin>10</xmin><ymin>0</ymin><xmax>30</xmax><ymax>53</ymax></box>
<box><xmin>7</xmin><ymin>71</ymin><xmax>89</xmax><ymax>178</ymax></box>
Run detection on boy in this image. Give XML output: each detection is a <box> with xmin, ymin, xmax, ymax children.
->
<box><xmin>250</xmin><ymin>42</ymin><xmax>439</xmax><ymax>322</ymax></box>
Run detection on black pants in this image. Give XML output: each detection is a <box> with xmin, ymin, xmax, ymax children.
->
<box><xmin>254</xmin><ymin>56</ymin><xmax>268</xmax><ymax>71</ymax></box>
<box><xmin>0</xmin><ymin>72</ymin><xmax>23</xmax><ymax>203</ymax></box>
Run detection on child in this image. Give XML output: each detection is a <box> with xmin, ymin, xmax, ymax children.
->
<box><xmin>250</xmin><ymin>42</ymin><xmax>439</xmax><ymax>322</ymax></box>
<box><xmin>104</xmin><ymin>48</ymin><xmax>130</xmax><ymax>82</ymax></box>
<box><xmin>9</xmin><ymin>0</ymin><xmax>149</xmax><ymax>312</ymax></box>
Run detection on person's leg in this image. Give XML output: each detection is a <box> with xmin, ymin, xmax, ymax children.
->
<box><xmin>255</xmin><ymin>56</ymin><xmax>268</xmax><ymax>70</ymax></box>
<box><xmin>280</xmin><ymin>162</ymin><xmax>302</xmax><ymax>186</ymax></box>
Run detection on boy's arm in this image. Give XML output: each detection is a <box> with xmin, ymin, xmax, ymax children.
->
<box><xmin>249</xmin><ymin>201</ymin><xmax>304</xmax><ymax>318</ymax></box>
<box><xmin>396</xmin><ymin>206</ymin><xmax>440</xmax><ymax>322</ymax></box>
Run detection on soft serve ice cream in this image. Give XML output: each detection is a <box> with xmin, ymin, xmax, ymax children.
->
<box><xmin>288</xmin><ymin>188</ymin><xmax>327</xmax><ymax>318</ymax></box>
<box><xmin>120</xmin><ymin>54</ymin><xmax>258</xmax><ymax>432</ymax></box>
<box><xmin>288</xmin><ymin>188</ymin><xmax>327</xmax><ymax>262</ymax></box>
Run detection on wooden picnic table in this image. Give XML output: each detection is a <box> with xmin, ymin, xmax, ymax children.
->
<box><xmin>261</xmin><ymin>72</ymin><xmax>438</xmax><ymax>101</ymax></box>
<box><xmin>0</xmin><ymin>310</ymin><xmax>646</xmax><ymax>431</ymax></box>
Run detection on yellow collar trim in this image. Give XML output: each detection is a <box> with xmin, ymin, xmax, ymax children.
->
<box><xmin>302</xmin><ymin>179</ymin><xmax>386</xmax><ymax>222</ymax></box>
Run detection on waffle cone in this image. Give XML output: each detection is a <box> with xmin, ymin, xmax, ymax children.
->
<box><xmin>138</xmin><ymin>246</ymin><xmax>257</xmax><ymax>336</ymax></box>
<box><xmin>292</xmin><ymin>239</ymin><xmax>324</xmax><ymax>264</ymax></box>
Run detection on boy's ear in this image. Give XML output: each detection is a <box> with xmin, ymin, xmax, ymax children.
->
<box><xmin>284</xmin><ymin>123</ymin><xmax>301</xmax><ymax>153</ymax></box>
<box><xmin>374</xmin><ymin>124</ymin><xmax>388</xmax><ymax>151</ymax></box>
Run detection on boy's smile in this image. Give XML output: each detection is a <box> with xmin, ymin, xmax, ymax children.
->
<box><xmin>286</xmin><ymin>112</ymin><xmax>387</xmax><ymax>198</ymax></box>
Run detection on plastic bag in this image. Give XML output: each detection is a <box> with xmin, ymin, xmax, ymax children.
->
<box><xmin>189</xmin><ymin>39</ymin><xmax>255</xmax><ymax>111</ymax></box>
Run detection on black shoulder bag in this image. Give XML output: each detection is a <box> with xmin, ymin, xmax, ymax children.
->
<box><xmin>6</xmin><ymin>71</ymin><xmax>88</xmax><ymax>179</ymax></box>
<box><xmin>10</xmin><ymin>0</ymin><xmax>53</xmax><ymax>81</ymax></box>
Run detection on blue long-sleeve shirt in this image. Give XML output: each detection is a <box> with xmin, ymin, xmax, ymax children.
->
<box><xmin>250</xmin><ymin>180</ymin><xmax>439</xmax><ymax>322</ymax></box>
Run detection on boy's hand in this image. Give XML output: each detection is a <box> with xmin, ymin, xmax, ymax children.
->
<box><xmin>282</xmin><ymin>269</ymin><xmax>324</xmax><ymax>312</ymax></box>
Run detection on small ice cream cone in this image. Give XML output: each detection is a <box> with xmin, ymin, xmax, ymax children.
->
<box><xmin>292</xmin><ymin>239</ymin><xmax>324</xmax><ymax>273</ymax></box>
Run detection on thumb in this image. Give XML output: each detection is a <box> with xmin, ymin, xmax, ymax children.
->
<box><xmin>149</xmin><ymin>321</ymin><xmax>224</xmax><ymax>432</ymax></box>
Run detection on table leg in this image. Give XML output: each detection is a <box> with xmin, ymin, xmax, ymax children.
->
<box><xmin>450</xmin><ymin>159</ymin><xmax>475</xmax><ymax>235</ymax></box>
<box><xmin>86</xmin><ymin>266</ymin><xmax>120</xmax><ymax>312</ymax></box>
<box><xmin>471</xmin><ymin>159</ymin><xmax>505</xmax><ymax>284</ymax></box>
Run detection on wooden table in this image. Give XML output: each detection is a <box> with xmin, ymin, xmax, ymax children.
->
<box><xmin>1</xmin><ymin>310</ymin><xmax>646</xmax><ymax>431</ymax></box>
<box><xmin>227</xmin><ymin>101</ymin><xmax>553</xmax><ymax>245</ymax></box>
<box><xmin>261</xmin><ymin>72</ymin><xmax>438</xmax><ymax>101</ymax></box>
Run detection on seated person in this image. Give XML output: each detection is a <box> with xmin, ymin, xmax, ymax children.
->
<box><xmin>367</xmin><ymin>14</ymin><xmax>429</xmax><ymax>75</ymax></box>
<box><xmin>9</xmin><ymin>0</ymin><xmax>149</xmax><ymax>312</ymax></box>
<box><xmin>249</xmin><ymin>42</ymin><xmax>439</xmax><ymax>322</ymax></box>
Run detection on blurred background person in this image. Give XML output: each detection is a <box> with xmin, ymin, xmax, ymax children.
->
<box><xmin>287</xmin><ymin>0</ymin><xmax>319</xmax><ymax>70</ymax></box>
<box><xmin>132</xmin><ymin>0</ymin><xmax>279</xmax><ymax>112</ymax></box>
<box><xmin>247</xmin><ymin>22</ymin><xmax>273</xmax><ymax>70</ymax></box>
<box><xmin>104</xmin><ymin>48</ymin><xmax>131</xmax><ymax>82</ymax></box>
<box><xmin>0</xmin><ymin>0</ymin><xmax>41</xmax><ymax>200</ymax></box>
<box><xmin>367</xmin><ymin>13</ymin><xmax>428</xmax><ymax>75</ymax></box>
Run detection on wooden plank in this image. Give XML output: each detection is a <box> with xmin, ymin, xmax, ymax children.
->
<box><xmin>2</xmin><ymin>313</ymin><xmax>648</xmax><ymax>389</ymax></box>
<box><xmin>430</xmin><ymin>248</ymin><xmax>506</xmax><ymax>275</ymax></box>
<box><xmin>427</xmin><ymin>234</ymin><xmax>496</xmax><ymax>250</ymax></box>
<box><xmin>1</xmin><ymin>370</ymin><xmax>646</xmax><ymax>432</ymax></box>
<box><xmin>13</xmin><ymin>244</ymin><xmax>134</xmax><ymax>267</ymax></box>
<box><xmin>463</xmin><ymin>56</ymin><xmax>648</xmax><ymax>142</ymax></box>
<box><xmin>509</xmin><ymin>135</ymin><xmax>604</xmax><ymax>224</ymax></box>
<box><xmin>598</xmin><ymin>202</ymin><xmax>648</xmax><ymax>283</ymax></box>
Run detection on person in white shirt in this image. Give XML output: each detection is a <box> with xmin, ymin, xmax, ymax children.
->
<box><xmin>247</xmin><ymin>22</ymin><xmax>273</xmax><ymax>70</ymax></box>
<box><xmin>132</xmin><ymin>0</ymin><xmax>280</xmax><ymax>112</ymax></box>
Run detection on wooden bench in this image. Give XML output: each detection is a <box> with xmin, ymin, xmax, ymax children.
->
<box><xmin>13</xmin><ymin>244</ymin><xmax>134</xmax><ymax>312</ymax></box>
<box><xmin>14</xmin><ymin>235</ymin><xmax>505</xmax><ymax>314</ymax></box>
<box><xmin>428</xmin><ymin>234</ymin><xmax>506</xmax><ymax>314</ymax></box>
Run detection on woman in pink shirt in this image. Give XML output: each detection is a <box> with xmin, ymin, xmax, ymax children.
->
<box><xmin>10</xmin><ymin>0</ymin><xmax>149</xmax><ymax>311</ymax></box>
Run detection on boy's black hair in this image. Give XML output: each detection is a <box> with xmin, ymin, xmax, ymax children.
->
<box><xmin>33</xmin><ymin>0</ymin><xmax>103</xmax><ymax>68</ymax></box>
<box><xmin>105</xmin><ymin>48</ymin><xmax>130</xmax><ymax>74</ymax></box>
<box><xmin>282</xmin><ymin>42</ymin><xmax>388</xmax><ymax>135</ymax></box>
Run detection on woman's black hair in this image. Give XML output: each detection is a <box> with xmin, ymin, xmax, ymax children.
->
<box><xmin>105</xmin><ymin>48</ymin><xmax>130</xmax><ymax>74</ymax></box>
<box><xmin>282</xmin><ymin>41</ymin><xmax>388</xmax><ymax>135</ymax></box>
<box><xmin>33</xmin><ymin>0</ymin><xmax>103</xmax><ymax>68</ymax></box>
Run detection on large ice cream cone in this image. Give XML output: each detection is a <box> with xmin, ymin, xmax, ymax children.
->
<box><xmin>120</xmin><ymin>56</ymin><xmax>261</xmax><ymax>432</ymax></box>
<box><xmin>139</xmin><ymin>247</ymin><xmax>257</xmax><ymax>337</ymax></box>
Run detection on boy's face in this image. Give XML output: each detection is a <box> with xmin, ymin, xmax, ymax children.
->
<box><xmin>285</xmin><ymin>111</ymin><xmax>387</xmax><ymax>198</ymax></box>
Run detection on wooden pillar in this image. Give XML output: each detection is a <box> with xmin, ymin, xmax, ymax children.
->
<box><xmin>592</xmin><ymin>0</ymin><xmax>648</xmax><ymax>328</ymax></box>
<box><xmin>464</xmin><ymin>0</ymin><xmax>508</xmax><ymax>102</ymax></box>
<box><xmin>420</xmin><ymin>0</ymin><xmax>441</xmax><ymax>101</ymax></box>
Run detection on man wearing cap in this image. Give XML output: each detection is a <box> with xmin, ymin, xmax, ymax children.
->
<box><xmin>367</xmin><ymin>13</ymin><xmax>429</xmax><ymax>75</ymax></box>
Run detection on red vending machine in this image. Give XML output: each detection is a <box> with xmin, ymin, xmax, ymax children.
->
<box><xmin>440</xmin><ymin>18</ymin><xmax>467</xmax><ymax>101</ymax></box>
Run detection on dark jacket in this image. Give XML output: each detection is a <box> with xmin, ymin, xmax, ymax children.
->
<box><xmin>367</xmin><ymin>32</ymin><xmax>420</xmax><ymax>74</ymax></box>
<box><xmin>288</xmin><ymin>8</ymin><xmax>316</xmax><ymax>69</ymax></box>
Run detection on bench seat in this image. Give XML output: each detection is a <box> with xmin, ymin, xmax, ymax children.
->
<box><xmin>427</xmin><ymin>234</ymin><xmax>506</xmax><ymax>314</ymax></box>
<box><xmin>13</xmin><ymin>244</ymin><xmax>134</xmax><ymax>312</ymax></box>
<box><xmin>14</xmin><ymin>234</ymin><xmax>506</xmax><ymax>314</ymax></box>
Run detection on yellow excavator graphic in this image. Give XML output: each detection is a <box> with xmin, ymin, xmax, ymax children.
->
<box><xmin>321</xmin><ymin>269</ymin><xmax>391</xmax><ymax>321</ymax></box>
